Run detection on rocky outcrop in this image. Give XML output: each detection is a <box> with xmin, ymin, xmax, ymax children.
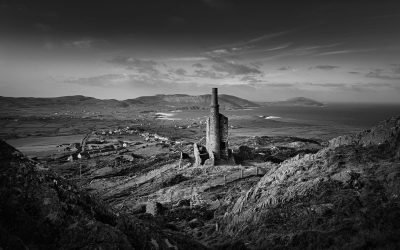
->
<box><xmin>0</xmin><ymin>140</ymin><xmax>206</xmax><ymax>249</ymax></box>
<box><xmin>329</xmin><ymin>116</ymin><xmax>400</xmax><ymax>150</ymax></box>
<box><xmin>222</xmin><ymin>116</ymin><xmax>400</xmax><ymax>249</ymax></box>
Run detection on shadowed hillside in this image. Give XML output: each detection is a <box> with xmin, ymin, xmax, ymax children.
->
<box><xmin>0</xmin><ymin>140</ymin><xmax>206</xmax><ymax>249</ymax></box>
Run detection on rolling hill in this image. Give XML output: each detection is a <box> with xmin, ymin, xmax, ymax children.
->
<box><xmin>262</xmin><ymin>97</ymin><xmax>325</xmax><ymax>107</ymax></box>
<box><xmin>0</xmin><ymin>94</ymin><xmax>259</xmax><ymax>112</ymax></box>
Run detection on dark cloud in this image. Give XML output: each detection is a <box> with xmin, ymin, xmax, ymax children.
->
<box><xmin>278</xmin><ymin>66</ymin><xmax>291</xmax><ymax>71</ymax></box>
<box><xmin>313</xmin><ymin>65</ymin><xmax>340</xmax><ymax>70</ymax></box>
<box><xmin>348</xmin><ymin>71</ymin><xmax>360</xmax><ymax>74</ymax></box>
<box><xmin>210</xmin><ymin>57</ymin><xmax>262</xmax><ymax>75</ymax></box>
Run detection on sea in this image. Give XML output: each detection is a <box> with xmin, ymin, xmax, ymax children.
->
<box><xmin>159</xmin><ymin>103</ymin><xmax>400</xmax><ymax>140</ymax></box>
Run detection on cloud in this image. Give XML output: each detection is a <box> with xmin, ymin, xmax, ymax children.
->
<box><xmin>193</xmin><ymin>70</ymin><xmax>224</xmax><ymax>79</ymax></box>
<box><xmin>313</xmin><ymin>65</ymin><xmax>340</xmax><ymax>70</ymax></box>
<box><xmin>305</xmin><ymin>83</ymin><xmax>347</xmax><ymax>88</ymax></box>
<box><xmin>260</xmin><ymin>43</ymin><xmax>291</xmax><ymax>52</ymax></box>
<box><xmin>34</xmin><ymin>22</ymin><xmax>52</xmax><ymax>32</ymax></box>
<box><xmin>65</xmin><ymin>74</ymin><xmax>129</xmax><ymax>87</ymax></box>
<box><xmin>348</xmin><ymin>71</ymin><xmax>360</xmax><ymax>74</ymax></box>
<box><xmin>244</xmin><ymin>31</ymin><xmax>292</xmax><ymax>45</ymax></box>
<box><xmin>391</xmin><ymin>64</ymin><xmax>400</xmax><ymax>74</ymax></box>
<box><xmin>250</xmin><ymin>61</ymin><xmax>263</xmax><ymax>68</ymax></box>
<box><xmin>41</xmin><ymin>38</ymin><xmax>106</xmax><ymax>50</ymax></box>
<box><xmin>278</xmin><ymin>66</ymin><xmax>291</xmax><ymax>71</ymax></box>
<box><xmin>174</xmin><ymin>68</ymin><xmax>187</xmax><ymax>76</ymax></box>
<box><xmin>167</xmin><ymin>57</ymin><xmax>207</xmax><ymax>62</ymax></box>
<box><xmin>316</xmin><ymin>50</ymin><xmax>353</xmax><ymax>56</ymax></box>
<box><xmin>108</xmin><ymin>56</ymin><xmax>160</xmax><ymax>74</ymax></box>
<box><xmin>366</xmin><ymin>69</ymin><xmax>400</xmax><ymax>80</ymax></box>
<box><xmin>202</xmin><ymin>0</ymin><xmax>231</xmax><ymax>9</ymax></box>
<box><xmin>240</xmin><ymin>76</ymin><xmax>264</xmax><ymax>84</ymax></box>
<box><xmin>298</xmin><ymin>82</ymin><xmax>400</xmax><ymax>93</ymax></box>
<box><xmin>43</xmin><ymin>41</ymin><xmax>56</xmax><ymax>50</ymax></box>
<box><xmin>265</xmin><ymin>83</ymin><xmax>295</xmax><ymax>87</ymax></box>
<box><xmin>210</xmin><ymin>57</ymin><xmax>262</xmax><ymax>75</ymax></box>
<box><xmin>70</xmin><ymin>39</ymin><xmax>94</xmax><ymax>49</ymax></box>
<box><xmin>316</xmin><ymin>49</ymin><xmax>375</xmax><ymax>56</ymax></box>
<box><xmin>206</xmin><ymin>31</ymin><xmax>293</xmax><ymax>57</ymax></box>
<box><xmin>192</xmin><ymin>63</ymin><xmax>204</xmax><ymax>68</ymax></box>
<box><xmin>211</xmin><ymin>49</ymin><xmax>229</xmax><ymax>55</ymax></box>
<box><xmin>65</xmin><ymin>73</ymin><xmax>182</xmax><ymax>89</ymax></box>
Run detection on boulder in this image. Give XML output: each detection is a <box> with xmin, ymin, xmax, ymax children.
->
<box><xmin>146</xmin><ymin>201</ymin><xmax>164</xmax><ymax>216</ymax></box>
<box><xmin>188</xmin><ymin>218</ymin><xmax>204</xmax><ymax>229</ymax></box>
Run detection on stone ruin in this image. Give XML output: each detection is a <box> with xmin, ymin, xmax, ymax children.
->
<box><xmin>194</xmin><ymin>88</ymin><xmax>234</xmax><ymax>166</ymax></box>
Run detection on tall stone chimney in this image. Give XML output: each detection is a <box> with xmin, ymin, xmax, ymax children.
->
<box><xmin>203</xmin><ymin>87</ymin><xmax>230</xmax><ymax>166</ymax></box>
<box><xmin>209</xmin><ymin>88</ymin><xmax>221</xmax><ymax>161</ymax></box>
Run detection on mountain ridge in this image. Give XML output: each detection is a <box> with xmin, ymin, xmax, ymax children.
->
<box><xmin>0</xmin><ymin>94</ymin><xmax>259</xmax><ymax>110</ymax></box>
<box><xmin>262</xmin><ymin>97</ymin><xmax>324</xmax><ymax>107</ymax></box>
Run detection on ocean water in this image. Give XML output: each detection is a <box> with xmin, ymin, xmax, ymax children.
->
<box><xmin>167</xmin><ymin>103</ymin><xmax>400</xmax><ymax>140</ymax></box>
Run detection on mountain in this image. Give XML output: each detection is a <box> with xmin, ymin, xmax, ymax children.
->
<box><xmin>0</xmin><ymin>95</ymin><xmax>136</xmax><ymax>109</ymax></box>
<box><xmin>131</xmin><ymin>94</ymin><xmax>259</xmax><ymax>109</ymax></box>
<box><xmin>0</xmin><ymin>94</ymin><xmax>258</xmax><ymax>111</ymax></box>
<box><xmin>263</xmin><ymin>97</ymin><xmax>324</xmax><ymax>107</ymax></box>
<box><xmin>222</xmin><ymin>116</ymin><xmax>400</xmax><ymax>249</ymax></box>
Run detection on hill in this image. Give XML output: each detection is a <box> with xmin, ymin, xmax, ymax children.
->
<box><xmin>222</xmin><ymin>116</ymin><xmax>400</xmax><ymax>248</ymax></box>
<box><xmin>132</xmin><ymin>94</ymin><xmax>259</xmax><ymax>109</ymax></box>
<box><xmin>0</xmin><ymin>95</ymin><xmax>139</xmax><ymax>109</ymax></box>
<box><xmin>0</xmin><ymin>94</ymin><xmax>259</xmax><ymax>118</ymax></box>
<box><xmin>0</xmin><ymin>139</ymin><xmax>206</xmax><ymax>249</ymax></box>
<box><xmin>263</xmin><ymin>97</ymin><xmax>324</xmax><ymax>107</ymax></box>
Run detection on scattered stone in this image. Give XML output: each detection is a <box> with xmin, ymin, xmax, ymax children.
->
<box><xmin>146</xmin><ymin>201</ymin><xmax>164</xmax><ymax>216</ymax></box>
<box><xmin>188</xmin><ymin>218</ymin><xmax>203</xmax><ymax>229</ymax></box>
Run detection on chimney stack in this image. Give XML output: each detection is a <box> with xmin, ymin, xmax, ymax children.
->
<box><xmin>209</xmin><ymin>88</ymin><xmax>221</xmax><ymax>161</ymax></box>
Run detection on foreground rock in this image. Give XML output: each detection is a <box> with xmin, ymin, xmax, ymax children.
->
<box><xmin>222</xmin><ymin>116</ymin><xmax>400</xmax><ymax>249</ymax></box>
<box><xmin>0</xmin><ymin>140</ymin><xmax>206</xmax><ymax>249</ymax></box>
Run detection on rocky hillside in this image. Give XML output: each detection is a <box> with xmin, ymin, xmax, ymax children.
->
<box><xmin>222</xmin><ymin>116</ymin><xmax>400</xmax><ymax>249</ymax></box>
<box><xmin>0</xmin><ymin>140</ymin><xmax>206</xmax><ymax>249</ymax></box>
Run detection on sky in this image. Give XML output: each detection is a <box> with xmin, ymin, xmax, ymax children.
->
<box><xmin>1</xmin><ymin>0</ymin><xmax>400</xmax><ymax>102</ymax></box>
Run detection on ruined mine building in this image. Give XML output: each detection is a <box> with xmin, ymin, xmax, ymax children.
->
<box><xmin>206</xmin><ymin>88</ymin><xmax>229</xmax><ymax>164</ymax></box>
